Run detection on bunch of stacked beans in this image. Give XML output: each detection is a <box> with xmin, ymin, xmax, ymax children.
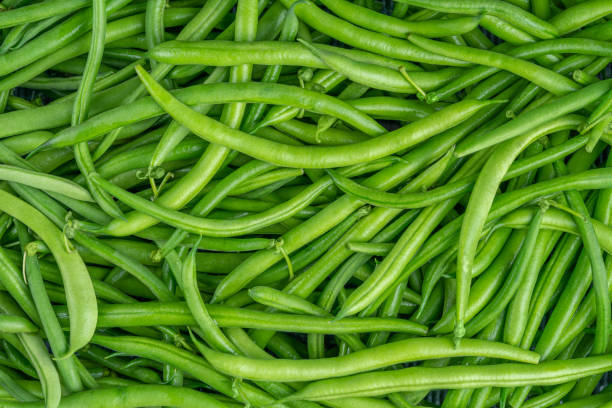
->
<box><xmin>0</xmin><ymin>0</ymin><xmax>611</xmax><ymax>406</ymax></box>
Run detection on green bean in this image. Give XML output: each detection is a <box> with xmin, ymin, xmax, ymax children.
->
<box><xmin>35</xmin><ymin>5</ymin><xmax>111</xmax><ymax>221</ymax></box>
<box><xmin>247</xmin><ymin>286</ymin><xmax>365</xmax><ymax>353</ymax></box>
<box><xmin>550</xmin><ymin>1</ymin><xmax>612</xmax><ymax>35</ymax></box>
<box><xmin>144</xmin><ymin>0</ymin><xmax>164</xmax><ymax>69</ymax></box>
<box><xmin>91</xmin><ymin>172</ymin><xmax>328</xmax><ymax>237</ymax></box>
<box><xmin>24</xmin><ymin>241</ymin><xmax>84</xmax><ymax>392</ymax></box>
<box><xmin>479</xmin><ymin>15</ymin><xmax>537</xmax><ymax>46</ymax></box>
<box><xmin>0</xmin><ymin>315</ymin><xmax>37</xmax><ymax>334</ymax></box>
<box><xmin>559</xmin><ymin>391</ymin><xmax>612</xmax><ymax>408</ymax></box>
<box><xmin>347</xmin><ymin>97</ymin><xmax>435</xmax><ymax>122</ymax></box>
<box><xmin>0</xmin><ymin>384</ymin><xmax>238</xmax><ymax>408</ymax></box>
<box><xmin>199</xmin><ymin>337</ymin><xmax>538</xmax><ymax>383</ymax></box>
<box><xmin>336</xmin><ymin>147</ymin><xmax>497</xmax><ymax>320</ymax></box>
<box><xmin>182</xmin><ymin>239</ymin><xmax>237</xmax><ymax>354</ymax></box>
<box><xmin>0</xmin><ymin>190</ymin><xmax>96</xmax><ymax>356</ymax></box>
<box><xmin>463</xmin><ymin>208</ymin><xmax>543</xmax><ymax>338</ymax></box>
<box><xmin>13</xmin><ymin>15</ymin><xmax>65</xmax><ymax>51</ymax></box>
<box><xmin>554</xmin><ymin>160</ymin><xmax>610</xmax><ymax>356</ymax></box>
<box><xmin>394</xmin><ymin>0</ymin><xmax>558</xmax><ymax>39</ymax></box>
<box><xmin>321</xmin><ymin>0</ymin><xmax>481</xmax><ymax>39</ymax></box>
<box><xmin>457</xmin><ymin>80</ymin><xmax>612</xmax><ymax>156</ymax></box>
<box><xmin>409</xmin><ymin>35</ymin><xmax>579</xmax><ymax>95</ymax></box>
<box><xmin>1</xmin><ymin>23</ymin><xmax>32</xmax><ymax>54</ymax></box>
<box><xmin>277</xmin><ymin>0</ymin><xmax>471</xmax><ymax>66</ymax></box>
<box><xmin>40</xmin><ymin>83</ymin><xmax>385</xmax><ymax>151</ymax></box>
<box><xmin>149</xmin><ymin>71</ymin><xmax>228</xmax><ymax>176</ymax></box>
<box><xmin>503</xmin><ymin>229</ymin><xmax>561</xmax><ymax>346</ymax></box>
<box><xmin>499</xmin><ymin>207</ymin><xmax>612</xmax><ymax>253</ymax></box>
<box><xmin>283</xmin><ymin>355</ymin><xmax>612</xmax><ymax>401</ymax></box>
<box><xmin>0</xmin><ymin>165</ymin><xmax>92</xmax><ymax>202</ymax></box>
<box><xmin>346</xmin><ymin>242</ymin><xmax>392</xmax><ymax>256</ymax></box>
<box><xmin>156</xmin><ymin>160</ymin><xmax>274</xmax><ymax>256</ymax></box>
<box><xmin>299</xmin><ymin>40</ymin><xmax>462</xmax><ymax>95</ymax></box>
<box><xmin>0</xmin><ymin>0</ymin><xmax>129</xmax><ymax>77</ymax></box>
<box><xmin>131</xmin><ymin>65</ymin><xmax>496</xmax><ymax>168</ymax></box>
<box><xmin>18</xmin><ymin>334</ymin><xmax>61</xmax><ymax>408</ymax></box>
<box><xmin>248</xmin><ymin>286</ymin><xmax>329</xmax><ymax>317</ymax></box>
<box><xmin>89</xmin><ymin>334</ymin><xmax>285</xmax><ymax>407</ymax></box>
<box><xmin>22</xmin><ymin>74</ymin><xmax>111</xmax><ymax>91</ymax></box>
<box><xmin>71</xmin><ymin>231</ymin><xmax>175</xmax><ymax>301</ymax></box>
<box><xmin>61</xmin><ymin>301</ymin><xmax>427</xmax><ymax>335</ymax></box>
<box><xmin>326</xmin><ymin>169</ymin><xmax>468</xmax><ymax>209</ymax></box>
<box><xmin>220</xmin><ymin>146</ymin><xmax>455</xmax><ymax>305</ymax></box>
<box><xmin>432</xmin><ymin>230</ymin><xmax>526</xmax><ymax>335</ymax></box>
<box><xmin>429</xmin><ymin>37</ymin><xmax>612</xmax><ymax>105</ymax></box>
<box><xmin>152</xmin><ymin>40</ymin><xmax>423</xmax><ymax>72</ymax></box>
<box><xmin>0</xmin><ymin>0</ymin><xmax>89</xmax><ymax>29</ymax></box>
<box><xmin>455</xmin><ymin>115</ymin><xmax>583</xmax><ymax>341</ymax></box>
<box><xmin>91</xmin><ymin>0</ymin><xmax>239</xmax><ymax>159</ymax></box>
<box><xmin>0</xmin><ymin>293</ymin><xmax>61</xmax><ymax>406</ymax></box>
<box><xmin>506</xmin><ymin>55</ymin><xmax>596</xmax><ymax>119</ymax></box>
<box><xmin>272</xmin><ymin>120</ymin><xmax>368</xmax><ymax>145</ymax></box>
<box><xmin>256</xmin><ymin>206</ymin><xmax>370</xmax><ymax>286</ymax></box>
<box><xmin>79</xmin><ymin>345</ymin><xmax>161</xmax><ymax>384</ymax></box>
<box><xmin>0</xmin><ymin>365</ymin><xmax>38</xmax><ymax>402</ymax></box>
<box><xmin>0</xmin><ymin>9</ymin><xmax>198</xmax><ymax>94</ymax></box>
<box><xmin>0</xmin><ymin>248</ymin><xmax>39</xmax><ymax>325</ymax></box>
<box><xmin>241</xmin><ymin>3</ymin><xmax>297</xmax><ymax>133</ymax></box>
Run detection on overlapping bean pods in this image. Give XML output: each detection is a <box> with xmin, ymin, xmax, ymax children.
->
<box><xmin>0</xmin><ymin>1</ymin><xmax>610</xmax><ymax>407</ymax></box>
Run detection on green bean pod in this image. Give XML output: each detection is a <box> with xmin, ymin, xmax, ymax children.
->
<box><xmin>284</xmin><ymin>355</ymin><xmax>612</xmax><ymax>401</ymax></box>
<box><xmin>60</xmin><ymin>301</ymin><xmax>428</xmax><ymax>335</ymax></box>
<box><xmin>0</xmin><ymin>190</ymin><xmax>96</xmax><ymax>356</ymax></box>
<box><xmin>199</xmin><ymin>337</ymin><xmax>539</xmax><ymax>382</ymax></box>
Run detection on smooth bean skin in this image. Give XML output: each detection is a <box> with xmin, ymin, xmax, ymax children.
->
<box><xmin>284</xmin><ymin>355</ymin><xmax>612</xmax><ymax>401</ymax></box>
<box><xmin>328</xmin><ymin>135</ymin><xmax>588</xmax><ymax>208</ymax></box>
<box><xmin>456</xmin><ymin>79</ymin><xmax>612</xmax><ymax>156</ymax></box>
<box><xmin>56</xmin><ymin>301</ymin><xmax>428</xmax><ymax>335</ymax></box>
<box><xmin>499</xmin><ymin>207</ymin><xmax>612</xmax><ymax>254</ymax></box>
<box><xmin>89</xmin><ymin>335</ymin><xmax>278</xmax><ymax>407</ymax></box>
<box><xmin>428</xmin><ymin>38</ymin><xmax>612</xmax><ymax>104</ymax></box>
<box><xmin>299</xmin><ymin>40</ymin><xmax>462</xmax><ymax>94</ymax></box>
<box><xmin>550</xmin><ymin>1</ymin><xmax>612</xmax><ymax>35</ymax></box>
<box><xmin>278</xmin><ymin>0</ymin><xmax>470</xmax><ymax>66</ymax></box>
<box><xmin>91</xmin><ymin>172</ymin><xmax>329</xmax><ymax>237</ymax></box>
<box><xmin>0</xmin><ymin>9</ymin><xmax>198</xmax><ymax>93</ymax></box>
<box><xmin>347</xmin><ymin>97</ymin><xmax>435</xmax><ymax>121</ymax></box>
<box><xmin>199</xmin><ymin>337</ymin><xmax>539</xmax><ymax>382</ymax></box>
<box><xmin>0</xmin><ymin>190</ymin><xmax>96</xmax><ymax>356</ymax></box>
<box><xmin>151</xmin><ymin>40</ymin><xmax>422</xmax><ymax>71</ymax></box>
<box><xmin>0</xmin><ymin>11</ymin><xmax>198</xmax><ymax>138</ymax></box>
<box><xmin>407</xmin><ymin>35</ymin><xmax>579</xmax><ymax>96</ymax></box>
<box><xmin>133</xmin><ymin>65</ymin><xmax>496</xmax><ymax>168</ymax></box>
<box><xmin>0</xmin><ymin>164</ymin><xmax>93</xmax><ymax>202</ymax></box>
<box><xmin>394</xmin><ymin>0</ymin><xmax>558</xmax><ymax>39</ymax></box>
<box><xmin>0</xmin><ymin>385</ymin><xmax>231</xmax><ymax>408</ymax></box>
<box><xmin>0</xmin><ymin>0</ymin><xmax>89</xmax><ymax>29</ymax></box>
<box><xmin>319</xmin><ymin>0</ymin><xmax>481</xmax><ymax>38</ymax></box>
<box><xmin>42</xmin><ymin>81</ymin><xmax>385</xmax><ymax>149</ymax></box>
<box><xmin>181</xmin><ymin>241</ymin><xmax>236</xmax><ymax>355</ymax></box>
<box><xmin>456</xmin><ymin>115</ymin><xmax>582</xmax><ymax>340</ymax></box>
<box><xmin>0</xmin><ymin>315</ymin><xmax>38</xmax><ymax>334</ymax></box>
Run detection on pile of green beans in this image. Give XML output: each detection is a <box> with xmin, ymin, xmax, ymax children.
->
<box><xmin>0</xmin><ymin>0</ymin><xmax>611</xmax><ymax>407</ymax></box>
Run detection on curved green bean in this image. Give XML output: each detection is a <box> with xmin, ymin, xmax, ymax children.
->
<box><xmin>0</xmin><ymin>190</ymin><xmax>96</xmax><ymax>356</ymax></box>
<box><xmin>284</xmin><ymin>355</ymin><xmax>612</xmax><ymax>401</ymax></box>
<box><xmin>199</xmin><ymin>337</ymin><xmax>539</xmax><ymax>382</ymax></box>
